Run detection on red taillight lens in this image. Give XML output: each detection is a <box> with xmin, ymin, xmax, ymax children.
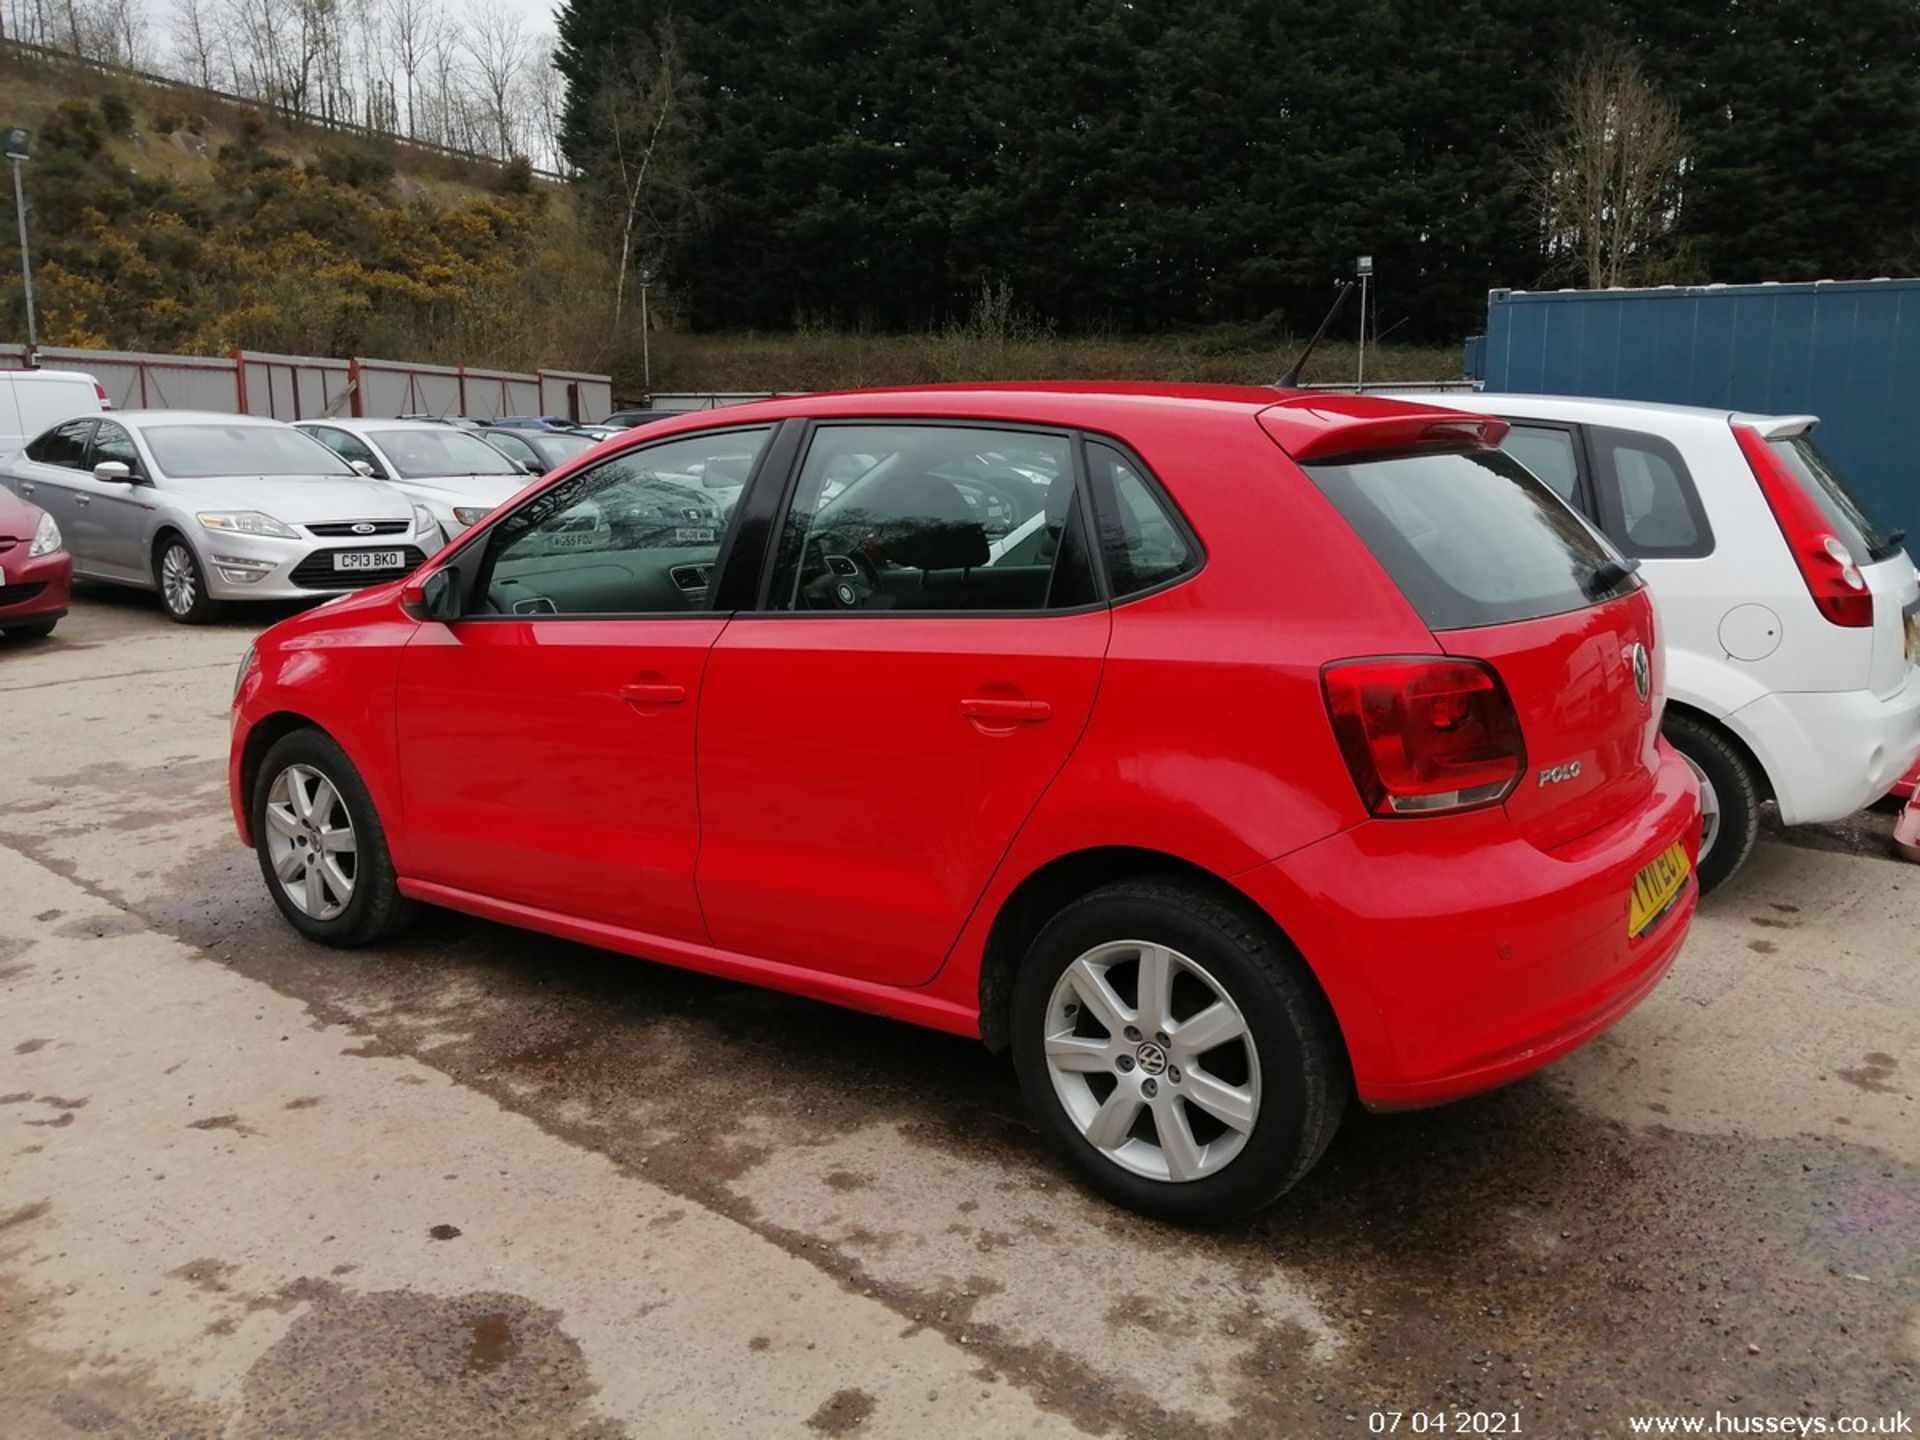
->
<box><xmin>94</xmin><ymin>381</ymin><xmax>112</xmax><ymax>409</ymax></box>
<box><xmin>1322</xmin><ymin>657</ymin><xmax>1526</xmax><ymax>815</ymax></box>
<box><xmin>1733</xmin><ymin>425</ymin><xmax>1871</xmax><ymax>628</ymax></box>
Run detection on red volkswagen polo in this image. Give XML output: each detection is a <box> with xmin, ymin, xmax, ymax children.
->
<box><xmin>230</xmin><ymin>385</ymin><xmax>1700</xmax><ymax>1223</ymax></box>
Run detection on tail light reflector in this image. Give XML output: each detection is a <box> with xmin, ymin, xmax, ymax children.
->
<box><xmin>1733</xmin><ymin>425</ymin><xmax>1870</xmax><ymax>628</ymax></box>
<box><xmin>1323</xmin><ymin>657</ymin><xmax>1526</xmax><ymax>815</ymax></box>
<box><xmin>94</xmin><ymin>381</ymin><xmax>113</xmax><ymax>409</ymax></box>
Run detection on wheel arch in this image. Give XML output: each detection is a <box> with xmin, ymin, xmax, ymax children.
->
<box><xmin>973</xmin><ymin>845</ymin><xmax>1344</xmax><ymax>1060</ymax></box>
<box><xmin>239</xmin><ymin>711</ymin><xmax>336</xmax><ymax>824</ymax></box>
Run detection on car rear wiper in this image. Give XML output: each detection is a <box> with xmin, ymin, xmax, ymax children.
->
<box><xmin>1586</xmin><ymin>555</ymin><xmax>1641</xmax><ymax>597</ymax></box>
<box><xmin>1871</xmin><ymin>528</ymin><xmax>1907</xmax><ymax>562</ymax></box>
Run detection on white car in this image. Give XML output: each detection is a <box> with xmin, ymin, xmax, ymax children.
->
<box><xmin>1412</xmin><ymin>392</ymin><xmax>1920</xmax><ymax>889</ymax></box>
<box><xmin>297</xmin><ymin>418</ymin><xmax>531</xmax><ymax>539</ymax></box>
<box><xmin>0</xmin><ymin>368</ymin><xmax>107</xmax><ymax>457</ymax></box>
<box><xmin>0</xmin><ymin>410</ymin><xmax>440</xmax><ymax>623</ymax></box>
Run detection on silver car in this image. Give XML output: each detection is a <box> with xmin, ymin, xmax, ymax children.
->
<box><xmin>0</xmin><ymin>410</ymin><xmax>440</xmax><ymax>623</ymax></box>
<box><xmin>296</xmin><ymin>417</ymin><xmax>534</xmax><ymax>540</ymax></box>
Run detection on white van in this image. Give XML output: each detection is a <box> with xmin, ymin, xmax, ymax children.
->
<box><xmin>0</xmin><ymin>370</ymin><xmax>108</xmax><ymax>458</ymax></box>
<box><xmin>1409</xmin><ymin>392</ymin><xmax>1920</xmax><ymax>891</ymax></box>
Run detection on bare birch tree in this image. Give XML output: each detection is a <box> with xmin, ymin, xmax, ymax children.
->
<box><xmin>460</xmin><ymin>0</ymin><xmax>529</xmax><ymax>158</ymax></box>
<box><xmin>588</xmin><ymin>32</ymin><xmax>694</xmax><ymax>332</ymax></box>
<box><xmin>171</xmin><ymin>0</ymin><xmax>221</xmax><ymax>87</ymax></box>
<box><xmin>1527</xmin><ymin>41</ymin><xmax>1690</xmax><ymax>288</ymax></box>
<box><xmin>384</xmin><ymin>0</ymin><xmax>438</xmax><ymax>138</ymax></box>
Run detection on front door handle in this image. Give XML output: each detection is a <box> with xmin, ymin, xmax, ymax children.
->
<box><xmin>18</xmin><ymin>481</ymin><xmax>33</xmax><ymax>496</ymax></box>
<box><xmin>72</xmin><ymin>494</ymin><xmax>90</xmax><ymax>508</ymax></box>
<box><xmin>619</xmin><ymin>681</ymin><xmax>687</xmax><ymax>707</ymax></box>
<box><xmin>960</xmin><ymin>696</ymin><xmax>1051</xmax><ymax>724</ymax></box>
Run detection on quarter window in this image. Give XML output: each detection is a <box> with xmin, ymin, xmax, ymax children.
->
<box><xmin>1500</xmin><ymin>425</ymin><xmax>1581</xmax><ymax>506</ymax></box>
<box><xmin>26</xmin><ymin>418</ymin><xmax>96</xmax><ymax>469</ymax></box>
<box><xmin>1085</xmin><ymin>441</ymin><xmax>1197</xmax><ymax>598</ymax></box>
<box><xmin>477</xmin><ymin>427</ymin><xmax>772</xmax><ymax>617</ymax></box>
<box><xmin>765</xmin><ymin>424</ymin><xmax>1095</xmax><ymax>613</ymax></box>
<box><xmin>1590</xmin><ymin>426</ymin><xmax>1712</xmax><ymax>558</ymax></box>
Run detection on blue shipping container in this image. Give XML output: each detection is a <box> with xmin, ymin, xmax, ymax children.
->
<box><xmin>1477</xmin><ymin>278</ymin><xmax>1920</xmax><ymax>549</ymax></box>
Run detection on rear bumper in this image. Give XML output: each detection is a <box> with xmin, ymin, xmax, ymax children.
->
<box><xmin>1239</xmin><ymin>744</ymin><xmax>1701</xmax><ymax>1110</ymax></box>
<box><xmin>1730</xmin><ymin>670</ymin><xmax>1920</xmax><ymax>824</ymax></box>
<box><xmin>0</xmin><ymin>547</ymin><xmax>73</xmax><ymax>625</ymax></box>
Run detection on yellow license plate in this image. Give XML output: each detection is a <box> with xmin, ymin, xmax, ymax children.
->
<box><xmin>1629</xmin><ymin>841</ymin><xmax>1692</xmax><ymax>938</ymax></box>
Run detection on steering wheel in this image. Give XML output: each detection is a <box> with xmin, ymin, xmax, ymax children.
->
<box><xmin>805</xmin><ymin>535</ymin><xmax>881</xmax><ymax>609</ymax></box>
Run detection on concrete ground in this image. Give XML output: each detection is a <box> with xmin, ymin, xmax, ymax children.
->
<box><xmin>1</xmin><ymin>585</ymin><xmax>1915</xmax><ymax>1439</ymax></box>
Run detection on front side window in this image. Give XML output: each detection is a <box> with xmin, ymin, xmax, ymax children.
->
<box><xmin>371</xmin><ymin>428</ymin><xmax>519</xmax><ymax>479</ymax></box>
<box><xmin>477</xmin><ymin>427</ymin><xmax>772</xmax><ymax>616</ymax></box>
<box><xmin>26</xmin><ymin>418</ymin><xmax>96</xmax><ymax>469</ymax></box>
<box><xmin>308</xmin><ymin>426</ymin><xmax>384</xmax><ymax>475</ymax></box>
<box><xmin>1305</xmin><ymin>447</ymin><xmax>1635</xmax><ymax>630</ymax></box>
<box><xmin>1085</xmin><ymin>440</ymin><xmax>1197</xmax><ymax>598</ymax></box>
<box><xmin>87</xmin><ymin>421</ymin><xmax>144</xmax><ymax>478</ymax></box>
<box><xmin>1590</xmin><ymin>426</ymin><xmax>1712</xmax><ymax>558</ymax></box>
<box><xmin>765</xmin><ymin>424</ymin><xmax>1095</xmax><ymax>613</ymax></box>
<box><xmin>143</xmin><ymin>424</ymin><xmax>354</xmax><ymax>480</ymax></box>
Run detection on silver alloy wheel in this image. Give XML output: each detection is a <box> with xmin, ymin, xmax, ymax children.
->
<box><xmin>263</xmin><ymin>763</ymin><xmax>357</xmax><ymax>921</ymax></box>
<box><xmin>160</xmin><ymin>543</ymin><xmax>198</xmax><ymax>616</ymax></box>
<box><xmin>1042</xmin><ymin>940</ymin><xmax>1261</xmax><ymax>1183</ymax></box>
<box><xmin>1681</xmin><ymin>753</ymin><xmax>1722</xmax><ymax>859</ymax></box>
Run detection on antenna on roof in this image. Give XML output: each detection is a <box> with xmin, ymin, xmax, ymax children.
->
<box><xmin>1275</xmin><ymin>281</ymin><xmax>1357</xmax><ymax>388</ymax></box>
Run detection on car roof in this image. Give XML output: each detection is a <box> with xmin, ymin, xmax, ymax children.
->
<box><xmin>108</xmin><ymin>410</ymin><xmax>291</xmax><ymax>427</ymax></box>
<box><xmin>2</xmin><ymin>369</ymin><xmax>100</xmax><ymax>385</ymax></box>
<box><xmin>302</xmin><ymin>417</ymin><xmax>458</xmax><ymax>433</ymax></box>
<box><xmin>1398</xmin><ymin>390</ymin><xmax>1817</xmax><ymax>430</ymax></box>
<box><xmin>611</xmin><ymin>383</ymin><xmax>1492</xmax><ymax>455</ymax></box>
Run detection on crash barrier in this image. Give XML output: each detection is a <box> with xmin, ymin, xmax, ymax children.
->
<box><xmin>0</xmin><ymin>344</ymin><xmax>612</xmax><ymax>424</ymax></box>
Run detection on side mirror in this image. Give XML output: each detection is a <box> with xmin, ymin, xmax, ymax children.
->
<box><xmin>94</xmin><ymin>460</ymin><xmax>134</xmax><ymax>484</ymax></box>
<box><xmin>400</xmin><ymin>566</ymin><xmax>463</xmax><ymax>623</ymax></box>
<box><xmin>514</xmin><ymin>459</ymin><xmax>538</xmax><ymax>476</ymax></box>
<box><xmin>349</xmin><ymin>460</ymin><xmax>376</xmax><ymax>478</ymax></box>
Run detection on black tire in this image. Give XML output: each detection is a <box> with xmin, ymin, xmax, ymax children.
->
<box><xmin>153</xmin><ymin>533</ymin><xmax>224</xmax><ymax>624</ymax></box>
<box><xmin>251</xmin><ymin>727</ymin><xmax>418</xmax><ymax>946</ymax></box>
<box><xmin>1662</xmin><ymin>711</ymin><xmax>1761</xmax><ymax>895</ymax></box>
<box><xmin>1010</xmin><ymin>878</ymin><xmax>1348</xmax><ymax>1226</ymax></box>
<box><xmin>3</xmin><ymin>618</ymin><xmax>58</xmax><ymax>639</ymax></box>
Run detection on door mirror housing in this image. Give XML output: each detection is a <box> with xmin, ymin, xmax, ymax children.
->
<box><xmin>401</xmin><ymin>565</ymin><xmax>463</xmax><ymax>623</ymax></box>
<box><xmin>93</xmin><ymin>460</ymin><xmax>135</xmax><ymax>484</ymax></box>
<box><xmin>349</xmin><ymin>459</ymin><xmax>376</xmax><ymax>478</ymax></box>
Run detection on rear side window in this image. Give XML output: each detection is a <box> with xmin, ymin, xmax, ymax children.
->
<box><xmin>26</xmin><ymin>418</ymin><xmax>96</xmax><ymax>468</ymax></box>
<box><xmin>1589</xmin><ymin>426</ymin><xmax>1712</xmax><ymax>559</ymax></box>
<box><xmin>1767</xmin><ymin>432</ymin><xmax>1902</xmax><ymax>563</ymax></box>
<box><xmin>1304</xmin><ymin>447</ymin><xmax>1633</xmax><ymax>630</ymax></box>
<box><xmin>1085</xmin><ymin>441</ymin><xmax>1198</xmax><ymax>598</ymax></box>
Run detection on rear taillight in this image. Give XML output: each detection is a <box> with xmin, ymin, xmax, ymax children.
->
<box><xmin>1734</xmin><ymin>424</ymin><xmax>1870</xmax><ymax>628</ymax></box>
<box><xmin>1323</xmin><ymin>657</ymin><xmax>1526</xmax><ymax>815</ymax></box>
<box><xmin>94</xmin><ymin>382</ymin><xmax>112</xmax><ymax>410</ymax></box>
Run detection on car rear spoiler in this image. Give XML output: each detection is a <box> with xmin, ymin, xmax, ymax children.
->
<box><xmin>1258</xmin><ymin>393</ymin><xmax>1509</xmax><ymax>463</ymax></box>
<box><xmin>1731</xmin><ymin>413</ymin><xmax>1818</xmax><ymax>441</ymax></box>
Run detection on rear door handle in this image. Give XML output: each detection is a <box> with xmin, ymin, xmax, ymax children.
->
<box><xmin>960</xmin><ymin>696</ymin><xmax>1051</xmax><ymax>724</ymax></box>
<box><xmin>72</xmin><ymin>494</ymin><xmax>90</xmax><ymax>507</ymax></box>
<box><xmin>619</xmin><ymin>681</ymin><xmax>687</xmax><ymax>706</ymax></box>
<box><xmin>18</xmin><ymin>482</ymin><xmax>33</xmax><ymax>496</ymax></box>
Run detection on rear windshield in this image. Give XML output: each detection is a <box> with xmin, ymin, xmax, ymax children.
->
<box><xmin>370</xmin><ymin>428</ymin><xmax>519</xmax><ymax>479</ymax></box>
<box><xmin>1768</xmin><ymin>433</ymin><xmax>1903</xmax><ymax>564</ymax></box>
<box><xmin>144</xmin><ymin>423</ymin><xmax>353</xmax><ymax>479</ymax></box>
<box><xmin>1305</xmin><ymin>448</ymin><xmax>1635</xmax><ymax>630</ymax></box>
<box><xmin>534</xmin><ymin>433</ymin><xmax>597</xmax><ymax>462</ymax></box>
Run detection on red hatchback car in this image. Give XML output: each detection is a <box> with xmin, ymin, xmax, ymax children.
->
<box><xmin>231</xmin><ymin>384</ymin><xmax>1701</xmax><ymax>1223</ymax></box>
<box><xmin>0</xmin><ymin>484</ymin><xmax>72</xmax><ymax>640</ymax></box>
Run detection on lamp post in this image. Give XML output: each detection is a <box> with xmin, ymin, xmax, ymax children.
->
<box><xmin>636</xmin><ymin>268</ymin><xmax>653</xmax><ymax>397</ymax></box>
<box><xmin>4</xmin><ymin>126</ymin><xmax>36</xmax><ymax>362</ymax></box>
<box><xmin>1355</xmin><ymin>253</ymin><xmax>1373</xmax><ymax>391</ymax></box>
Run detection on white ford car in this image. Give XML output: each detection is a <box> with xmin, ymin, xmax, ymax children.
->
<box><xmin>1412</xmin><ymin>393</ymin><xmax>1920</xmax><ymax>890</ymax></box>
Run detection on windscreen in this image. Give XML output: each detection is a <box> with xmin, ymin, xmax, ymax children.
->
<box><xmin>371</xmin><ymin>428</ymin><xmax>520</xmax><ymax>479</ymax></box>
<box><xmin>1305</xmin><ymin>447</ymin><xmax>1636</xmax><ymax>630</ymax></box>
<box><xmin>144</xmin><ymin>424</ymin><xmax>354</xmax><ymax>479</ymax></box>
<box><xmin>1768</xmin><ymin>433</ymin><xmax>1904</xmax><ymax>563</ymax></box>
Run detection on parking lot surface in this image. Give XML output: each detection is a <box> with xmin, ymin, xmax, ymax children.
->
<box><xmin>2</xmin><ymin>590</ymin><xmax>1916</xmax><ymax>1438</ymax></box>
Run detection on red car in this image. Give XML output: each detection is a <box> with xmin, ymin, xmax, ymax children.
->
<box><xmin>0</xmin><ymin>484</ymin><xmax>72</xmax><ymax>640</ymax></box>
<box><xmin>230</xmin><ymin>384</ymin><xmax>1701</xmax><ymax>1223</ymax></box>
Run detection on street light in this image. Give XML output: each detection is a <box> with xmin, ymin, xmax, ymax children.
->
<box><xmin>636</xmin><ymin>268</ymin><xmax>653</xmax><ymax>397</ymax></box>
<box><xmin>4</xmin><ymin>125</ymin><xmax>36</xmax><ymax>362</ymax></box>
